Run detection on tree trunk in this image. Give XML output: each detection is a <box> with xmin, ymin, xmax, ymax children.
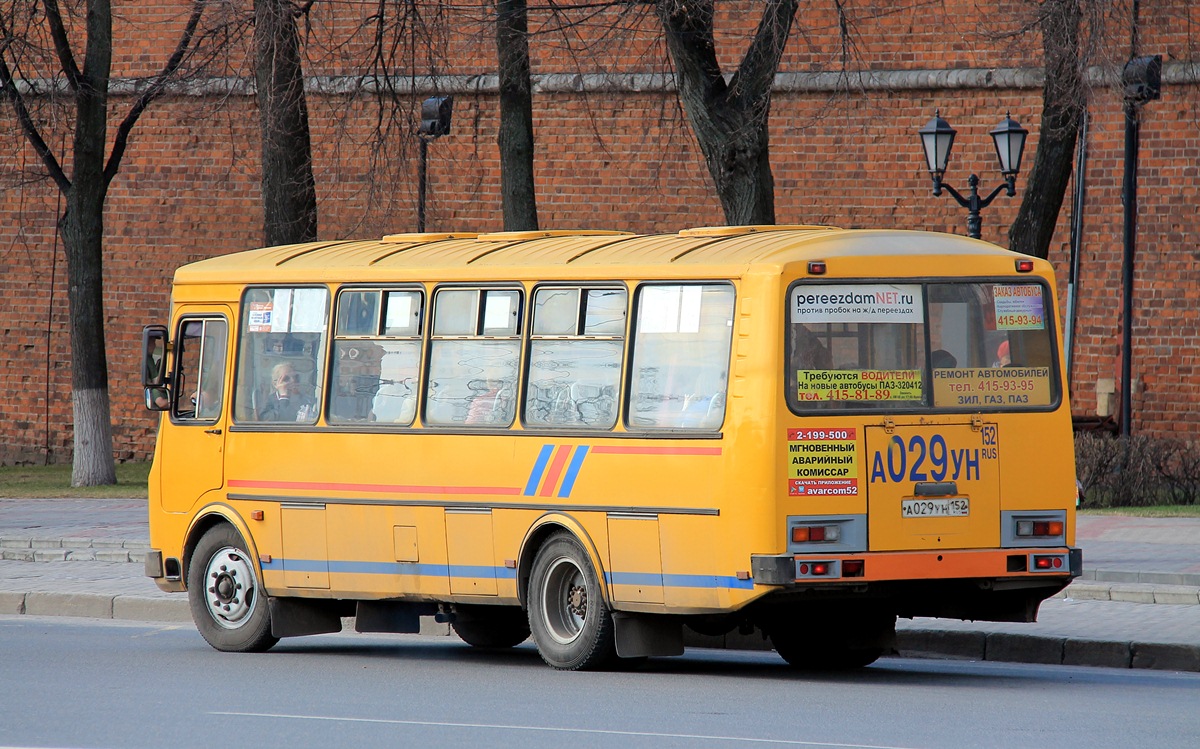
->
<box><xmin>496</xmin><ymin>0</ymin><xmax>538</xmax><ymax>231</ymax></box>
<box><xmin>255</xmin><ymin>0</ymin><xmax>318</xmax><ymax>246</ymax></box>
<box><xmin>67</xmin><ymin>0</ymin><xmax>117</xmax><ymax>486</ymax></box>
<box><xmin>1008</xmin><ymin>0</ymin><xmax>1084</xmax><ymax>259</ymax></box>
<box><xmin>656</xmin><ymin>0</ymin><xmax>797</xmax><ymax>226</ymax></box>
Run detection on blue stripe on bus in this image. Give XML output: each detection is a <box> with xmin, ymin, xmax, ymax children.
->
<box><xmin>607</xmin><ymin>572</ymin><xmax>755</xmax><ymax>590</ymax></box>
<box><xmin>523</xmin><ymin>444</ymin><xmax>555</xmax><ymax>496</ymax></box>
<box><xmin>266</xmin><ymin>559</ymin><xmax>751</xmax><ymax>589</ymax></box>
<box><xmin>558</xmin><ymin>446</ymin><xmax>589</xmax><ymax>498</ymax></box>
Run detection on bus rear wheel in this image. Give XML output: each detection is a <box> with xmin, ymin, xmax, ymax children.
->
<box><xmin>452</xmin><ymin>605</ymin><xmax>531</xmax><ymax>649</ymax></box>
<box><xmin>187</xmin><ymin>524</ymin><xmax>278</xmax><ymax>653</ymax></box>
<box><xmin>527</xmin><ymin>532</ymin><xmax>616</xmax><ymax>670</ymax></box>
<box><xmin>769</xmin><ymin>613</ymin><xmax>895</xmax><ymax>670</ymax></box>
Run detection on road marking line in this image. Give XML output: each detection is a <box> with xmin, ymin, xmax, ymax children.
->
<box><xmin>211</xmin><ymin>711</ymin><xmax>918</xmax><ymax>748</ymax></box>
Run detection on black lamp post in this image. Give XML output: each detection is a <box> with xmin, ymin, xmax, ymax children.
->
<box><xmin>417</xmin><ymin>95</ymin><xmax>454</xmax><ymax>233</ymax></box>
<box><xmin>919</xmin><ymin>110</ymin><xmax>1029</xmax><ymax>239</ymax></box>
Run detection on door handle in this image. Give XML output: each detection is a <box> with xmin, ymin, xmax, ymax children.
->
<box><xmin>204</xmin><ymin>428</ymin><xmax>222</xmax><ymax>435</ymax></box>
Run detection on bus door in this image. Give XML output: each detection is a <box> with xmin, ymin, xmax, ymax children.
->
<box><xmin>158</xmin><ymin>309</ymin><xmax>231</xmax><ymax>514</ymax></box>
<box><xmin>864</xmin><ymin>421</ymin><xmax>1000</xmax><ymax>552</ymax></box>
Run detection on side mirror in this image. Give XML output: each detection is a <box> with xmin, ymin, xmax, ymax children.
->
<box><xmin>142</xmin><ymin>325</ymin><xmax>171</xmax><ymax>412</ymax></box>
<box><xmin>142</xmin><ymin>325</ymin><xmax>169</xmax><ymax>387</ymax></box>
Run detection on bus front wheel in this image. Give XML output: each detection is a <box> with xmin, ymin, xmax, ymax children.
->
<box><xmin>527</xmin><ymin>533</ymin><xmax>616</xmax><ymax>670</ymax></box>
<box><xmin>187</xmin><ymin>524</ymin><xmax>278</xmax><ymax>653</ymax></box>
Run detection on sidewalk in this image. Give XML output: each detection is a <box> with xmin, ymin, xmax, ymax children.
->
<box><xmin>2</xmin><ymin>498</ymin><xmax>1197</xmax><ymax>672</ymax></box>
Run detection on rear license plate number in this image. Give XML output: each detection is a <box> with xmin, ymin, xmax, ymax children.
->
<box><xmin>901</xmin><ymin>498</ymin><xmax>969</xmax><ymax>518</ymax></box>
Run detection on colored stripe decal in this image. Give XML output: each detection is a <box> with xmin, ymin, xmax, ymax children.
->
<box><xmin>265</xmin><ymin>559</ymin><xmax>751</xmax><ymax>589</ymax></box>
<box><xmin>538</xmin><ymin>445</ymin><xmax>574</xmax><ymax>497</ymax></box>
<box><xmin>590</xmin><ymin>446</ymin><xmax>722</xmax><ymax>456</ymax></box>
<box><xmin>608</xmin><ymin>571</ymin><xmax>755</xmax><ymax>591</ymax></box>
<box><xmin>523</xmin><ymin>444</ymin><xmax>555</xmax><ymax>496</ymax></box>
<box><xmin>228</xmin><ymin>479</ymin><xmax>521</xmax><ymax>496</ymax></box>
<box><xmin>267</xmin><ymin>558</ymin><xmax>515</xmax><ymax>579</ymax></box>
<box><xmin>558</xmin><ymin>446</ymin><xmax>589</xmax><ymax>498</ymax></box>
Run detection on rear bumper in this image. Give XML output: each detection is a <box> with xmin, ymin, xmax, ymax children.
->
<box><xmin>751</xmin><ymin>546</ymin><xmax>1082</xmax><ymax>587</ymax></box>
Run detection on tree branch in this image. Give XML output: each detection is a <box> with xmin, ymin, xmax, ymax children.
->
<box><xmin>730</xmin><ymin>0</ymin><xmax>798</xmax><ymax>106</ymax></box>
<box><xmin>656</xmin><ymin>0</ymin><xmax>726</xmax><ymax>110</ymax></box>
<box><xmin>41</xmin><ymin>0</ymin><xmax>82</xmax><ymax>90</ymax></box>
<box><xmin>104</xmin><ymin>0</ymin><xmax>208</xmax><ymax>186</ymax></box>
<box><xmin>0</xmin><ymin>33</ymin><xmax>70</xmax><ymax>193</ymax></box>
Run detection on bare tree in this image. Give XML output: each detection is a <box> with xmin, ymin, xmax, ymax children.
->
<box><xmin>496</xmin><ymin>0</ymin><xmax>537</xmax><ymax>231</ymax></box>
<box><xmin>0</xmin><ymin>0</ymin><xmax>210</xmax><ymax>485</ymax></box>
<box><xmin>256</xmin><ymin>0</ymin><xmax>319</xmax><ymax>245</ymax></box>
<box><xmin>655</xmin><ymin>0</ymin><xmax>799</xmax><ymax>225</ymax></box>
<box><xmin>1007</xmin><ymin>0</ymin><xmax>1087</xmax><ymax>259</ymax></box>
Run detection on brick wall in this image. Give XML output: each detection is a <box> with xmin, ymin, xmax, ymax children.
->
<box><xmin>1</xmin><ymin>1</ymin><xmax>1196</xmax><ymax>464</ymax></box>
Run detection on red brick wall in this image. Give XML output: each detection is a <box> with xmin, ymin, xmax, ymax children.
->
<box><xmin>1</xmin><ymin>1</ymin><xmax>1196</xmax><ymax>464</ymax></box>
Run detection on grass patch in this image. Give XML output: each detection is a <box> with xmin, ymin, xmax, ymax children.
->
<box><xmin>1081</xmin><ymin>506</ymin><xmax>1200</xmax><ymax>518</ymax></box>
<box><xmin>0</xmin><ymin>463</ymin><xmax>150</xmax><ymax>499</ymax></box>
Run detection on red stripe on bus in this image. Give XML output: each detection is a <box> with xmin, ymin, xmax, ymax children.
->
<box><xmin>590</xmin><ymin>446</ymin><xmax>722</xmax><ymax>456</ymax></box>
<box><xmin>538</xmin><ymin>445</ymin><xmax>575</xmax><ymax>497</ymax></box>
<box><xmin>227</xmin><ymin>479</ymin><xmax>522</xmax><ymax>495</ymax></box>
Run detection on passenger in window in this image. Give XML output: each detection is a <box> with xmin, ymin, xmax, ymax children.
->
<box><xmin>993</xmin><ymin>340</ymin><xmax>1011</xmax><ymax>367</ymax></box>
<box><xmin>257</xmin><ymin>362</ymin><xmax>316</xmax><ymax>422</ymax></box>
<box><xmin>191</xmin><ymin>377</ymin><xmax>223</xmax><ymax>419</ymax></box>
<box><xmin>932</xmin><ymin>349</ymin><xmax>958</xmax><ymax>369</ymax></box>
<box><xmin>792</xmin><ymin>325</ymin><xmax>832</xmax><ymax>370</ymax></box>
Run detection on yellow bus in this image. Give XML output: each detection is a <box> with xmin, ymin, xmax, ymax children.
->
<box><xmin>141</xmin><ymin>225</ymin><xmax>1079</xmax><ymax>670</ymax></box>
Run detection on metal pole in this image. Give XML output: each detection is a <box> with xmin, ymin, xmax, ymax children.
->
<box><xmin>1119</xmin><ymin>101</ymin><xmax>1138</xmax><ymax>437</ymax></box>
<box><xmin>1064</xmin><ymin>111</ymin><xmax>1089</xmax><ymax>387</ymax></box>
<box><xmin>965</xmin><ymin>174</ymin><xmax>982</xmax><ymax>239</ymax></box>
<box><xmin>417</xmin><ymin>137</ymin><xmax>428</xmax><ymax>233</ymax></box>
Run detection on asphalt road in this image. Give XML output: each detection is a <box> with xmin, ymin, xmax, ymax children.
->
<box><xmin>3</xmin><ymin>616</ymin><xmax>1199</xmax><ymax>749</ymax></box>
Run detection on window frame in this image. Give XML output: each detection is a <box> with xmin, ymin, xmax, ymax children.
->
<box><xmin>169</xmin><ymin>316</ymin><xmax>229</xmax><ymax>424</ymax></box>
<box><xmin>423</xmin><ymin>284</ymin><xmax>525</xmax><ymax>428</ymax></box>
<box><xmin>327</xmin><ymin>285</ymin><xmax>426</xmax><ymax>427</ymax></box>
<box><xmin>784</xmin><ymin>277</ymin><xmax>1063</xmax><ymax>416</ymax></box>
<box><xmin>625</xmin><ymin>280</ymin><xmax>736</xmax><ymax>433</ymax></box>
<box><xmin>232</xmin><ymin>284</ymin><xmax>331</xmax><ymax>427</ymax></box>
<box><xmin>522</xmin><ymin>283</ymin><xmax>629</xmax><ymax>431</ymax></box>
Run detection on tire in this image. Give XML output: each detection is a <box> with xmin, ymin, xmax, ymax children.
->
<box><xmin>769</xmin><ymin>613</ymin><xmax>895</xmax><ymax>670</ymax></box>
<box><xmin>527</xmin><ymin>532</ymin><xmax>616</xmax><ymax>670</ymax></box>
<box><xmin>187</xmin><ymin>524</ymin><xmax>278</xmax><ymax>653</ymax></box>
<box><xmin>452</xmin><ymin>605</ymin><xmax>531</xmax><ymax>649</ymax></box>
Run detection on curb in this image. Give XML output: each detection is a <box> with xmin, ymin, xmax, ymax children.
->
<box><xmin>3</xmin><ymin>590</ymin><xmax>1197</xmax><ymax>673</ymax></box>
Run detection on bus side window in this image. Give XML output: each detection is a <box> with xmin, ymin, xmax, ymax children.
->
<box><xmin>628</xmin><ymin>283</ymin><xmax>734</xmax><ymax>430</ymax></box>
<box><xmin>329</xmin><ymin>289</ymin><xmax>423</xmax><ymax>425</ymax></box>
<box><xmin>426</xmin><ymin>287</ymin><xmax>522</xmax><ymax>427</ymax></box>
<box><xmin>172</xmin><ymin>318</ymin><xmax>228</xmax><ymax>422</ymax></box>
<box><xmin>525</xmin><ymin>286</ymin><xmax>625</xmax><ymax>429</ymax></box>
<box><xmin>234</xmin><ymin>287</ymin><xmax>329</xmax><ymax>425</ymax></box>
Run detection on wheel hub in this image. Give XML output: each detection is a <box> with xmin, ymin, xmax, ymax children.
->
<box><xmin>203</xmin><ymin>547</ymin><xmax>257</xmax><ymax>629</ymax></box>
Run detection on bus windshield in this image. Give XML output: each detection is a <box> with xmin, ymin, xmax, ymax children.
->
<box><xmin>786</xmin><ymin>280</ymin><xmax>1059</xmax><ymax>413</ymax></box>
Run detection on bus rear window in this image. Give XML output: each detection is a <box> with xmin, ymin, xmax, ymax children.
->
<box><xmin>786</xmin><ymin>281</ymin><xmax>1059</xmax><ymax>413</ymax></box>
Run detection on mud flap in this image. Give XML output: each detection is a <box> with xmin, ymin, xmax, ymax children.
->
<box><xmin>613</xmin><ymin>612</ymin><xmax>684</xmax><ymax>658</ymax></box>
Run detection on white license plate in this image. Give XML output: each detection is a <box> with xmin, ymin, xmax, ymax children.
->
<box><xmin>901</xmin><ymin>498</ymin><xmax>969</xmax><ymax>517</ymax></box>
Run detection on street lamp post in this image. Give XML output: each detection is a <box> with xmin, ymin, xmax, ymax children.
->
<box><xmin>918</xmin><ymin>110</ymin><xmax>1029</xmax><ymax>239</ymax></box>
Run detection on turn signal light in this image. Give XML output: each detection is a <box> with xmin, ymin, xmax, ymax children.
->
<box><xmin>792</xmin><ymin>525</ymin><xmax>841</xmax><ymax>543</ymax></box>
<box><xmin>1016</xmin><ymin>520</ymin><xmax>1064</xmax><ymax>537</ymax></box>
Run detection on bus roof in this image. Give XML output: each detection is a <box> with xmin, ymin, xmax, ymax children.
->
<box><xmin>172</xmin><ymin>226</ymin><xmax>1047</xmax><ymax>285</ymax></box>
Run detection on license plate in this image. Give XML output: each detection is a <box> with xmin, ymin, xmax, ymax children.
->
<box><xmin>901</xmin><ymin>498</ymin><xmax>969</xmax><ymax>517</ymax></box>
